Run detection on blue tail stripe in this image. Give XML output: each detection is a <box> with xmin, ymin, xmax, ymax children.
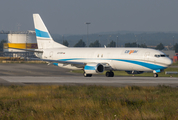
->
<box><xmin>35</xmin><ymin>29</ymin><xmax>50</xmax><ymax>38</ymax></box>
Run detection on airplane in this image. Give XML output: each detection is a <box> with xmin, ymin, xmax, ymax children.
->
<box><xmin>26</xmin><ymin>14</ymin><xmax>173</xmax><ymax>77</ymax></box>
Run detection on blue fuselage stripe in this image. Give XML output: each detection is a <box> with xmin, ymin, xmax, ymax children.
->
<box><xmin>58</xmin><ymin>58</ymin><xmax>166</xmax><ymax>70</ymax></box>
<box><xmin>112</xmin><ymin>59</ymin><xmax>166</xmax><ymax>70</ymax></box>
<box><xmin>35</xmin><ymin>29</ymin><xmax>50</xmax><ymax>38</ymax></box>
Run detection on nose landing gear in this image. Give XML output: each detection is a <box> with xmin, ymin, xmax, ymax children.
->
<box><xmin>154</xmin><ymin>73</ymin><xmax>158</xmax><ymax>77</ymax></box>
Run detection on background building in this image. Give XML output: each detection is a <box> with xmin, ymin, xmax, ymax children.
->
<box><xmin>162</xmin><ymin>50</ymin><xmax>175</xmax><ymax>60</ymax></box>
<box><xmin>3</xmin><ymin>31</ymin><xmax>37</xmax><ymax>57</ymax></box>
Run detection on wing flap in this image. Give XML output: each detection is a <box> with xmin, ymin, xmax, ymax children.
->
<box><xmin>29</xmin><ymin>58</ymin><xmax>86</xmax><ymax>67</ymax></box>
<box><xmin>29</xmin><ymin>58</ymin><xmax>113</xmax><ymax>70</ymax></box>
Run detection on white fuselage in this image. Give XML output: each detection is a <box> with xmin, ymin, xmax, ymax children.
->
<box><xmin>41</xmin><ymin>47</ymin><xmax>172</xmax><ymax>72</ymax></box>
<box><xmin>32</xmin><ymin>14</ymin><xmax>173</xmax><ymax>77</ymax></box>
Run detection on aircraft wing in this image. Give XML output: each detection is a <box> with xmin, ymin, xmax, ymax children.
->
<box><xmin>29</xmin><ymin>58</ymin><xmax>86</xmax><ymax>68</ymax></box>
<box><xmin>29</xmin><ymin>58</ymin><xmax>112</xmax><ymax>70</ymax></box>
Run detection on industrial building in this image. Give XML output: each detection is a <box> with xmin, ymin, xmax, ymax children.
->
<box><xmin>3</xmin><ymin>31</ymin><xmax>37</xmax><ymax>57</ymax></box>
<box><xmin>161</xmin><ymin>50</ymin><xmax>175</xmax><ymax>60</ymax></box>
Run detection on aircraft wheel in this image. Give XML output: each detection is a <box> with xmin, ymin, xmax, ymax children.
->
<box><xmin>154</xmin><ymin>73</ymin><xmax>158</xmax><ymax>78</ymax></box>
<box><xmin>106</xmin><ymin>72</ymin><xmax>110</xmax><ymax>77</ymax></box>
<box><xmin>84</xmin><ymin>73</ymin><xmax>92</xmax><ymax>77</ymax></box>
<box><xmin>88</xmin><ymin>74</ymin><xmax>92</xmax><ymax>77</ymax></box>
<box><xmin>106</xmin><ymin>71</ymin><xmax>114</xmax><ymax>77</ymax></box>
<box><xmin>110</xmin><ymin>71</ymin><xmax>114</xmax><ymax>77</ymax></box>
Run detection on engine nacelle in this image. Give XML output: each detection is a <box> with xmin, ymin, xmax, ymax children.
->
<box><xmin>84</xmin><ymin>63</ymin><xmax>104</xmax><ymax>74</ymax></box>
<box><xmin>125</xmin><ymin>71</ymin><xmax>144</xmax><ymax>74</ymax></box>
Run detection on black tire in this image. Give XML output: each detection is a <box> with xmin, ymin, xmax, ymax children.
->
<box><xmin>84</xmin><ymin>73</ymin><xmax>92</xmax><ymax>77</ymax></box>
<box><xmin>88</xmin><ymin>74</ymin><xmax>92</xmax><ymax>77</ymax></box>
<box><xmin>154</xmin><ymin>73</ymin><xmax>158</xmax><ymax>77</ymax></box>
<box><xmin>106</xmin><ymin>72</ymin><xmax>110</xmax><ymax>77</ymax></box>
<box><xmin>110</xmin><ymin>72</ymin><xmax>114</xmax><ymax>77</ymax></box>
<box><xmin>106</xmin><ymin>71</ymin><xmax>114</xmax><ymax>77</ymax></box>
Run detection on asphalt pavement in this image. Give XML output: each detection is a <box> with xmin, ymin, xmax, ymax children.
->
<box><xmin>0</xmin><ymin>63</ymin><xmax>177</xmax><ymax>87</ymax></box>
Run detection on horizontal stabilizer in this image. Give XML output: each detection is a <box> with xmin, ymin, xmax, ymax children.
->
<box><xmin>8</xmin><ymin>47</ymin><xmax>43</xmax><ymax>53</ymax></box>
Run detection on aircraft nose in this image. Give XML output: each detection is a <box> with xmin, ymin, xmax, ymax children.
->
<box><xmin>166</xmin><ymin>58</ymin><xmax>173</xmax><ymax>66</ymax></box>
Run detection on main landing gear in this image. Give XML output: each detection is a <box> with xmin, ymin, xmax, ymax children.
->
<box><xmin>83</xmin><ymin>73</ymin><xmax>92</xmax><ymax>77</ymax></box>
<box><xmin>154</xmin><ymin>73</ymin><xmax>158</xmax><ymax>78</ymax></box>
<box><xmin>106</xmin><ymin>71</ymin><xmax>114</xmax><ymax>77</ymax></box>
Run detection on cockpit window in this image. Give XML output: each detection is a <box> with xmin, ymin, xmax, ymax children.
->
<box><xmin>160</xmin><ymin>55</ymin><xmax>166</xmax><ymax>57</ymax></box>
<box><xmin>155</xmin><ymin>54</ymin><xmax>167</xmax><ymax>58</ymax></box>
<box><xmin>155</xmin><ymin>55</ymin><xmax>160</xmax><ymax>57</ymax></box>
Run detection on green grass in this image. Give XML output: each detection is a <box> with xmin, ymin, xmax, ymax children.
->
<box><xmin>172</xmin><ymin>62</ymin><xmax>178</xmax><ymax>66</ymax></box>
<box><xmin>0</xmin><ymin>85</ymin><xmax>178</xmax><ymax>120</ymax></box>
<box><xmin>0</xmin><ymin>60</ymin><xmax>46</xmax><ymax>64</ymax></box>
<box><xmin>72</xmin><ymin>67</ymin><xmax>178</xmax><ymax>77</ymax></box>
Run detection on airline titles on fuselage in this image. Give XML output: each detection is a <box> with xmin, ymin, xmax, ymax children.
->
<box><xmin>125</xmin><ymin>50</ymin><xmax>138</xmax><ymax>54</ymax></box>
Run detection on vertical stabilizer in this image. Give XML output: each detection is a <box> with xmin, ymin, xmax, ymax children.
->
<box><xmin>33</xmin><ymin>14</ymin><xmax>67</xmax><ymax>49</ymax></box>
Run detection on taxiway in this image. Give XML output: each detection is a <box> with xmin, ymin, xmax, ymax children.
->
<box><xmin>0</xmin><ymin>63</ymin><xmax>177</xmax><ymax>87</ymax></box>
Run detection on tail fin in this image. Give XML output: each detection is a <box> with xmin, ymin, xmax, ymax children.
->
<box><xmin>33</xmin><ymin>14</ymin><xmax>67</xmax><ymax>49</ymax></box>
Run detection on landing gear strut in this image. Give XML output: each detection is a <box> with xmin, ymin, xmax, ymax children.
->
<box><xmin>154</xmin><ymin>73</ymin><xmax>158</xmax><ymax>78</ymax></box>
<box><xmin>106</xmin><ymin>71</ymin><xmax>114</xmax><ymax>77</ymax></box>
<box><xmin>83</xmin><ymin>73</ymin><xmax>92</xmax><ymax>77</ymax></box>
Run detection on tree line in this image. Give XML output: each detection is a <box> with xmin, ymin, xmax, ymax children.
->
<box><xmin>65</xmin><ymin>39</ymin><xmax>116</xmax><ymax>47</ymax></box>
<box><xmin>58</xmin><ymin>39</ymin><xmax>178</xmax><ymax>52</ymax></box>
<box><xmin>1</xmin><ymin>38</ymin><xmax>178</xmax><ymax>52</ymax></box>
<box><xmin>62</xmin><ymin>39</ymin><xmax>166</xmax><ymax>50</ymax></box>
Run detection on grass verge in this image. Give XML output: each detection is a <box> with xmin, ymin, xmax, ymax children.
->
<box><xmin>0</xmin><ymin>60</ymin><xmax>46</xmax><ymax>64</ymax></box>
<box><xmin>0</xmin><ymin>85</ymin><xmax>178</xmax><ymax>120</ymax></box>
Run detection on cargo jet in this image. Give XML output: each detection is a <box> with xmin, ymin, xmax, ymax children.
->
<box><xmin>30</xmin><ymin>14</ymin><xmax>172</xmax><ymax>77</ymax></box>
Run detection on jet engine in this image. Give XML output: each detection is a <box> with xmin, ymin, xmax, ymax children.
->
<box><xmin>125</xmin><ymin>71</ymin><xmax>144</xmax><ymax>74</ymax></box>
<box><xmin>84</xmin><ymin>63</ymin><xmax>104</xmax><ymax>74</ymax></box>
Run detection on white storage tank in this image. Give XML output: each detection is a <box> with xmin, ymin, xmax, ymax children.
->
<box><xmin>3</xmin><ymin>31</ymin><xmax>37</xmax><ymax>52</ymax></box>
